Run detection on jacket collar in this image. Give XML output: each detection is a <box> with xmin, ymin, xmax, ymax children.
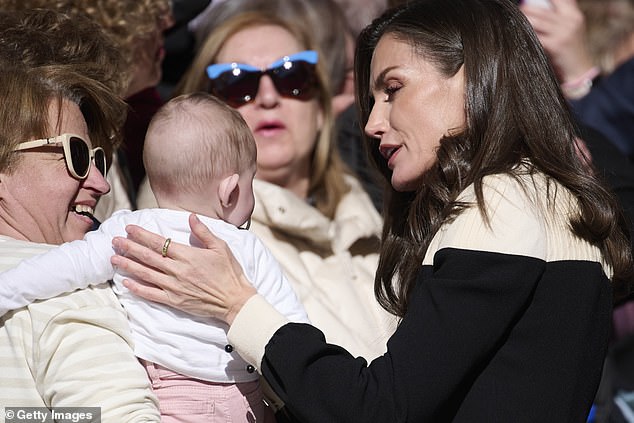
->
<box><xmin>251</xmin><ymin>178</ymin><xmax>381</xmax><ymax>252</ymax></box>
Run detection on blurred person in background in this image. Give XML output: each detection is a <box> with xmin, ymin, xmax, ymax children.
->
<box><xmin>520</xmin><ymin>0</ymin><xmax>634</xmax><ymax>157</ymax></box>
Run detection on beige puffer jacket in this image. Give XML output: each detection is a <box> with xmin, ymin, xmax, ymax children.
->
<box><xmin>250</xmin><ymin>176</ymin><xmax>397</xmax><ymax>361</ymax></box>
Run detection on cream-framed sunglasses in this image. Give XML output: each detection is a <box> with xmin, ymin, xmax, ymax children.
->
<box><xmin>14</xmin><ymin>133</ymin><xmax>106</xmax><ymax>180</ymax></box>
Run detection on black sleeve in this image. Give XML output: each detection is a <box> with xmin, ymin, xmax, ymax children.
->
<box><xmin>261</xmin><ymin>248</ymin><xmax>545</xmax><ymax>422</ymax></box>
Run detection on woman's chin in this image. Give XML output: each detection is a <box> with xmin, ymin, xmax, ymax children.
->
<box><xmin>391</xmin><ymin>172</ymin><xmax>426</xmax><ymax>193</ymax></box>
<box><xmin>391</xmin><ymin>178</ymin><xmax>413</xmax><ymax>193</ymax></box>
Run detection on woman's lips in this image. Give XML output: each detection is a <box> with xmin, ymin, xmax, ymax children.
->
<box><xmin>255</xmin><ymin>120</ymin><xmax>286</xmax><ymax>137</ymax></box>
<box><xmin>379</xmin><ymin>144</ymin><xmax>401</xmax><ymax>169</ymax></box>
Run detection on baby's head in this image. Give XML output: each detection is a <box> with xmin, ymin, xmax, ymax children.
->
<box><xmin>144</xmin><ymin>92</ymin><xmax>257</xmax><ymax>227</ymax></box>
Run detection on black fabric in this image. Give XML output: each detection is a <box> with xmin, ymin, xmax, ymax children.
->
<box><xmin>592</xmin><ymin>334</ymin><xmax>634</xmax><ymax>423</ymax></box>
<box><xmin>262</xmin><ymin>248</ymin><xmax>612</xmax><ymax>422</ymax></box>
<box><xmin>579</xmin><ymin>123</ymin><xmax>634</xmax><ymax>254</ymax></box>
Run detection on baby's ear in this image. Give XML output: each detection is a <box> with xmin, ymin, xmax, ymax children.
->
<box><xmin>219</xmin><ymin>174</ymin><xmax>240</xmax><ymax>208</ymax></box>
<box><xmin>0</xmin><ymin>173</ymin><xmax>7</xmax><ymax>199</ymax></box>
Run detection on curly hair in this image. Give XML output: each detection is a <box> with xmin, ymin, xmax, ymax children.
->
<box><xmin>0</xmin><ymin>8</ymin><xmax>127</xmax><ymax>155</ymax></box>
<box><xmin>1</xmin><ymin>0</ymin><xmax>170</xmax><ymax>94</ymax></box>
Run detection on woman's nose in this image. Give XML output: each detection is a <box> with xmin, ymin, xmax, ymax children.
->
<box><xmin>364</xmin><ymin>104</ymin><xmax>387</xmax><ymax>140</ymax></box>
<box><xmin>253</xmin><ymin>74</ymin><xmax>281</xmax><ymax>108</ymax></box>
<box><xmin>84</xmin><ymin>160</ymin><xmax>111</xmax><ymax>195</ymax></box>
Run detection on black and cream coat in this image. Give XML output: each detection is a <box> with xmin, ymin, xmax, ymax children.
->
<box><xmin>228</xmin><ymin>169</ymin><xmax>613</xmax><ymax>423</ymax></box>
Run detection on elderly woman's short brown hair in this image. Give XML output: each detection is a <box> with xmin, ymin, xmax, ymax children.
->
<box><xmin>0</xmin><ymin>65</ymin><xmax>126</xmax><ymax>172</ymax></box>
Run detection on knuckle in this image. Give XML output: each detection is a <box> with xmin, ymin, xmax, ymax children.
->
<box><xmin>138</xmin><ymin>247</ymin><xmax>156</xmax><ymax>262</ymax></box>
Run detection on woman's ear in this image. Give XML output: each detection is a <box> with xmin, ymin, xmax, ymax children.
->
<box><xmin>218</xmin><ymin>173</ymin><xmax>240</xmax><ymax>208</ymax></box>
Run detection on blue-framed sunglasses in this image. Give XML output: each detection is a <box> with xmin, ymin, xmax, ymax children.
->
<box><xmin>206</xmin><ymin>50</ymin><xmax>319</xmax><ymax>108</ymax></box>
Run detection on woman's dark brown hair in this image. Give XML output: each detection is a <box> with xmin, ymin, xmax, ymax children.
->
<box><xmin>355</xmin><ymin>0</ymin><xmax>633</xmax><ymax>317</ymax></box>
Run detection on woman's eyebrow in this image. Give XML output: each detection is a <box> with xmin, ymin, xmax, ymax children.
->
<box><xmin>371</xmin><ymin>66</ymin><xmax>398</xmax><ymax>92</ymax></box>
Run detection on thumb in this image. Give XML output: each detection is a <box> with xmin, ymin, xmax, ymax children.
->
<box><xmin>188</xmin><ymin>213</ymin><xmax>219</xmax><ymax>248</ymax></box>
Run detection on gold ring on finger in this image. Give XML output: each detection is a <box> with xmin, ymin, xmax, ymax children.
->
<box><xmin>161</xmin><ymin>237</ymin><xmax>172</xmax><ymax>257</ymax></box>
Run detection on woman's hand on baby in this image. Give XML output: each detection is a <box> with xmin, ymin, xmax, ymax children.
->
<box><xmin>111</xmin><ymin>213</ymin><xmax>257</xmax><ymax>325</ymax></box>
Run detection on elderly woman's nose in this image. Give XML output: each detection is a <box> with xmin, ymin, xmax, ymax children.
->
<box><xmin>84</xmin><ymin>162</ymin><xmax>111</xmax><ymax>195</ymax></box>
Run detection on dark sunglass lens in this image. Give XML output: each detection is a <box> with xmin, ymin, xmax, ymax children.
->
<box><xmin>271</xmin><ymin>61</ymin><xmax>317</xmax><ymax>100</ymax></box>
<box><xmin>211</xmin><ymin>69</ymin><xmax>261</xmax><ymax>108</ymax></box>
<box><xmin>94</xmin><ymin>148</ymin><xmax>107</xmax><ymax>177</ymax></box>
<box><xmin>69</xmin><ymin>136</ymin><xmax>90</xmax><ymax>178</ymax></box>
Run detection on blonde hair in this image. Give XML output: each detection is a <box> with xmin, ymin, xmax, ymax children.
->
<box><xmin>579</xmin><ymin>0</ymin><xmax>634</xmax><ymax>73</ymax></box>
<box><xmin>144</xmin><ymin>92</ymin><xmax>257</xmax><ymax>200</ymax></box>
<box><xmin>176</xmin><ymin>11</ymin><xmax>350</xmax><ymax>218</ymax></box>
<box><xmin>192</xmin><ymin>0</ymin><xmax>350</xmax><ymax>97</ymax></box>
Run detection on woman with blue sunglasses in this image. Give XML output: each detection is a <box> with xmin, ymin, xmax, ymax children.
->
<box><xmin>137</xmin><ymin>11</ymin><xmax>397</xmax><ymax>370</ymax></box>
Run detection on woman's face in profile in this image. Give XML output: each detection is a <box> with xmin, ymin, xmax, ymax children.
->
<box><xmin>214</xmin><ymin>24</ymin><xmax>324</xmax><ymax>189</ymax></box>
<box><xmin>364</xmin><ymin>35</ymin><xmax>466</xmax><ymax>192</ymax></box>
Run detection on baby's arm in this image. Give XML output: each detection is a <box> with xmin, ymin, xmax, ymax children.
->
<box><xmin>0</xmin><ymin>229</ymin><xmax>116</xmax><ymax>315</ymax></box>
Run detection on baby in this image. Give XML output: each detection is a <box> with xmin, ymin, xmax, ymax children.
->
<box><xmin>0</xmin><ymin>92</ymin><xmax>308</xmax><ymax>422</ymax></box>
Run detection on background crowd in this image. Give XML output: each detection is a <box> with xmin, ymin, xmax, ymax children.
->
<box><xmin>0</xmin><ymin>0</ymin><xmax>633</xmax><ymax>422</ymax></box>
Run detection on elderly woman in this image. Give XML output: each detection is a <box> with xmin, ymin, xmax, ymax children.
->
<box><xmin>0</xmin><ymin>22</ymin><xmax>159</xmax><ymax>421</ymax></box>
<box><xmin>115</xmin><ymin>0</ymin><xmax>632</xmax><ymax>421</ymax></box>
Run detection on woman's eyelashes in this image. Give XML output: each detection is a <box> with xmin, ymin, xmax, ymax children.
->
<box><xmin>384</xmin><ymin>81</ymin><xmax>402</xmax><ymax>101</ymax></box>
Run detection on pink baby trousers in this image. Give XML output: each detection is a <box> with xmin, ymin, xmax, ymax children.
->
<box><xmin>142</xmin><ymin>359</ymin><xmax>277</xmax><ymax>422</ymax></box>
